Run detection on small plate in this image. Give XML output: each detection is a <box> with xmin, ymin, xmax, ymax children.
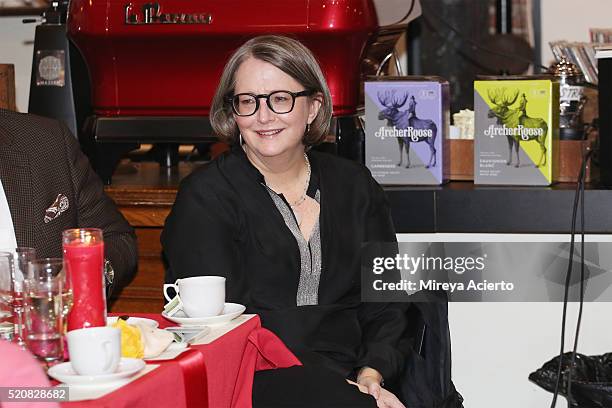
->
<box><xmin>107</xmin><ymin>316</ymin><xmax>159</xmax><ymax>328</ymax></box>
<box><xmin>162</xmin><ymin>303</ymin><xmax>245</xmax><ymax>326</ymax></box>
<box><xmin>48</xmin><ymin>358</ymin><xmax>146</xmax><ymax>385</ymax></box>
<box><xmin>145</xmin><ymin>342</ymin><xmax>189</xmax><ymax>361</ymax></box>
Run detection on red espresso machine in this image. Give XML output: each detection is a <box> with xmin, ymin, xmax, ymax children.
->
<box><xmin>63</xmin><ymin>0</ymin><xmax>418</xmax><ymax>182</ymax></box>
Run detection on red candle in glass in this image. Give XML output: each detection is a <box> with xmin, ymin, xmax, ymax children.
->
<box><xmin>62</xmin><ymin>228</ymin><xmax>106</xmax><ymax>330</ymax></box>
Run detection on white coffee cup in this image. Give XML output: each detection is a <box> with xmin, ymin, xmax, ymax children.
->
<box><xmin>67</xmin><ymin>327</ymin><xmax>121</xmax><ymax>376</ymax></box>
<box><xmin>163</xmin><ymin>276</ymin><xmax>225</xmax><ymax>318</ymax></box>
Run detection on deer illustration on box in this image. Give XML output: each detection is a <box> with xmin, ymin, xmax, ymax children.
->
<box><xmin>486</xmin><ymin>88</ymin><xmax>548</xmax><ymax>168</ymax></box>
<box><xmin>377</xmin><ymin>91</ymin><xmax>438</xmax><ymax>168</ymax></box>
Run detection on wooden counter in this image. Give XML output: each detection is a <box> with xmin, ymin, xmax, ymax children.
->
<box><xmin>105</xmin><ymin>161</ymin><xmax>201</xmax><ymax>313</ymax></box>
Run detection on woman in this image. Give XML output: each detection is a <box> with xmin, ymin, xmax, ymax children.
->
<box><xmin>162</xmin><ymin>35</ymin><xmax>406</xmax><ymax>408</ymax></box>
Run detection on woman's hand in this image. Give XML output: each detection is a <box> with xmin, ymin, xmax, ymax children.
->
<box><xmin>347</xmin><ymin>367</ymin><xmax>406</xmax><ymax>408</ymax></box>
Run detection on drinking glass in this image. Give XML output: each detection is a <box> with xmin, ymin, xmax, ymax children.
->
<box><xmin>24</xmin><ymin>258</ymin><xmax>67</xmax><ymax>364</ymax></box>
<box><xmin>0</xmin><ymin>252</ymin><xmax>14</xmax><ymax>318</ymax></box>
<box><xmin>1</xmin><ymin>247</ymin><xmax>37</xmax><ymax>348</ymax></box>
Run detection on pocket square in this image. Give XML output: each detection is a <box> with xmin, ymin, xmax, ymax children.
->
<box><xmin>44</xmin><ymin>194</ymin><xmax>69</xmax><ymax>224</ymax></box>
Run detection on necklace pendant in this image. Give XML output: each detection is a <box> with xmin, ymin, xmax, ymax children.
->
<box><xmin>290</xmin><ymin>152</ymin><xmax>310</xmax><ymax>208</ymax></box>
<box><xmin>292</xmin><ymin>196</ymin><xmax>306</xmax><ymax>207</ymax></box>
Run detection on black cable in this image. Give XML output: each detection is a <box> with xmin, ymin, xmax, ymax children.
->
<box><xmin>567</xmin><ymin>149</ymin><xmax>592</xmax><ymax>402</ymax></box>
<box><xmin>420</xmin><ymin>1</ymin><xmax>549</xmax><ymax>72</ymax></box>
<box><xmin>567</xmin><ymin>149</ymin><xmax>590</xmax><ymax>400</ymax></box>
<box><xmin>387</xmin><ymin>0</ymin><xmax>416</xmax><ymax>27</ymax></box>
<box><xmin>549</xmin><ymin>154</ymin><xmax>583</xmax><ymax>406</ymax></box>
<box><xmin>549</xmin><ymin>165</ymin><xmax>580</xmax><ymax>408</ymax></box>
<box><xmin>549</xmin><ymin>148</ymin><xmax>593</xmax><ymax>407</ymax></box>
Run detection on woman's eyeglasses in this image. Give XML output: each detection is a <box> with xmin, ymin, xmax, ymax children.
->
<box><xmin>227</xmin><ymin>90</ymin><xmax>314</xmax><ymax>116</ymax></box>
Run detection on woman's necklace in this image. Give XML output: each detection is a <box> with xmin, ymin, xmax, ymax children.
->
<box><xmin>290</xmin><ymin>153</ymin><xmax>311</xmax><ymax>208</ymax></box>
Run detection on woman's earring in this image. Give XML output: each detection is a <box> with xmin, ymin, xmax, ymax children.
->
<box><xmin>305</xmin><ymin>123</ymin><xmax>310</xmax><ymax>136</ymax></box>
<box><xmin>239</xmin><ymin>133</ymin><xmax>244</xmax><ymax>145</ymax></box>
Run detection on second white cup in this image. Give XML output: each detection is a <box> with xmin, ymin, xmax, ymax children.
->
<box><xmin>163</xmin><ymin>276</ymin><xmax>225</xmax><ymax>318</ymax></box>
<box><xmin>67</xmin><ymin>326</ymin><xmax>121</xmax><ymax>376</ymax></box>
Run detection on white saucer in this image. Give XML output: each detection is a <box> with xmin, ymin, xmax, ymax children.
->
<box><xmin>107</xmin><ymin>316</ymin><xmax>159</xmax><ymax>328</ymax></box>
<box><xmin>48</xmin><ymin>358</ymin><xmax>146</xmax><ymax>385</ymax></box>
<box><xmin>162</xmin><ymin>303</ymin><xmax>245</xmax><ymax>326</ymax></box>
<box><xmin>145</xmin><ymin>342</ymin><xmax>189</xmax><ymax>361</ymax></box>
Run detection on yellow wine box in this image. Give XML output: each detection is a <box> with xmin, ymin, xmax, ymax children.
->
<box><xmin>474</xmin><ymin>77</ymin><xmax>559</xmax><ymax>185</ymax></box>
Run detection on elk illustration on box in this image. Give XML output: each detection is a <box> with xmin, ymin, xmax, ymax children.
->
<box><xmin>377</xmin><ymin>91</ymin><xmax>438</xmax><ymax>168</ymax></box>
<box><xmin>474</xmin><ymin>78</ymin><xmax>558</xmax><ymax>186</ymax></box>
<box><xmin>365</xmin><ymin>78</ymin><xmax>449</xmax><ymax>185</ymax></box>
<box><xmin>486</xmin><ymin>88</ymin><xmax>548</xmax><ymax>168</ymax></box>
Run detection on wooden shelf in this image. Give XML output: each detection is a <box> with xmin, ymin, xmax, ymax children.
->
<box><xmin>0</xmin><ymin>6</ymin><xmax>46</xmax><ymax>16</ymax></box>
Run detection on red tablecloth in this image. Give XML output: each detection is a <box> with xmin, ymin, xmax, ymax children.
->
<box><xmin>62</xmin><ymin>314</ymin><xmax>300</xmax><ymax>408</ymax></box>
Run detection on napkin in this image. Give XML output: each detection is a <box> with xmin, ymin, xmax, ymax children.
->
<box><xmin>136</xmin><ymin>323</ymin><xmax>175</xmax><ymax>359</ymax></box>
<box><xmin>231</xmin><ymin>327</ymin><xmax>302</xmax><ymax>408</ymax></box>
<box><xmin>112</xmin><ymin>319</ymin><xmax>174</xmax><ymax>359</ymax></box>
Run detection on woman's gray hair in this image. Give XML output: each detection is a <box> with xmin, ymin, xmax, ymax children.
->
<box><xmin>210</xmin><ymin>35</ymin><xmax>332</xmax><ymax>146</ymax></box>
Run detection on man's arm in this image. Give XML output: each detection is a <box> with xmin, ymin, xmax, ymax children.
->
<box><xmin>59</xmin><ymin>121</ymin><xmax>137</xmax><ymax>295</ymax></box>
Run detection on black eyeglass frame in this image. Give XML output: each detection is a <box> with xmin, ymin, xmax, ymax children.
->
<box><xmin>227</xmin><ymin>90</ymin><xmax>315</xmax><ymax>116</ymax></box>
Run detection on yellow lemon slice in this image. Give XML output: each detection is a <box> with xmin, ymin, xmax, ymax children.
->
<box><xmin>112</xmin><ymin>319</ymin><xmax>144</xmax><ymax>359</ymax></box>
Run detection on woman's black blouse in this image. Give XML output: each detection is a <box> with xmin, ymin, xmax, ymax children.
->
<box><xmin>161</xmin><ymin>147</ymin><xmax>407</xmax><ymax>381</ymax></box>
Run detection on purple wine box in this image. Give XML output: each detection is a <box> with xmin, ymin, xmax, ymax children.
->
<box><xmin>365</xmin><ymin>77</ymin><xmax>450</xmax><ymax>185</ymax></box>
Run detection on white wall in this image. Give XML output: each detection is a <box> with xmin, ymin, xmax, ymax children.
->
<box><xmin>0</xmin><ymin>15</ymin><xmax>35</xmax><ymax>113</ymax></box>
<box><xmin>398</xmin><ymin>233</ymin><xmax>612</xmax><ymax>408</ymax></box>
<box><xmin>540</xmin><ymin>0</ymin><xmax>612</xmax><ymax>66</ymax></box>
